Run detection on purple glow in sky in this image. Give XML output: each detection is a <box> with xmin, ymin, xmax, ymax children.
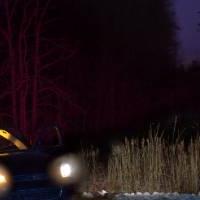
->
<box><xmin>175</xmin><ymin>0</ymin><xmax>200</xmax><ymax>64</ymax></box>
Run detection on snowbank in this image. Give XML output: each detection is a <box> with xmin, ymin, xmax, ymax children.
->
<box><xmin>82</xmin><ymin>191</ymin><xmax>200</xmax><ymax>200</ymax></box>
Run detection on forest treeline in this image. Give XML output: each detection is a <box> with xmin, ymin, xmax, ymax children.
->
<box><xmin>0</xmin><ymin>0</ymin><xmax>199</xmax><ymax>142</ymax></box>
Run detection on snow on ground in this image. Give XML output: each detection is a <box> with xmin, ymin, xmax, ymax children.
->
<box><xmin>115</xmin><ymin>193</ymin><xmax>200</xmax><ymax>200</ymax></box>
<box><xmin>82</xmin><ymin>191</ymin><xmax>200</xmax><ymax>200</ymax></box>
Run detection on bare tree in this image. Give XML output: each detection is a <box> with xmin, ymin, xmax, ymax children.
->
<box><xmin>0</xmin><ymin>0</ymin><xmax>80</xmax><ymax>141</ymax></box>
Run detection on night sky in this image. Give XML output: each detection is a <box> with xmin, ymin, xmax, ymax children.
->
<box><xmin>175</xmin><ymin>0</ymin><xmax>200</xmax><ymax>64</ymax></box>
<box><xmin>63</xmin><ymin>0</ymin><xmax>200</xmax><ymax>65</ymax></box>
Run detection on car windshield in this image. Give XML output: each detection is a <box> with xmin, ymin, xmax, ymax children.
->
<box><xmin>0</xmin><ymin>136</ymin><xmax>18</xmax><ymax>152</ymax></box>
<box><xmin>0</xmin><ymin>130</ymin><xmax>28</xmax><ymax>153</ymax></box>
<box><xmin>34</xmin><ymin>127</ymin><xmax>62</xmax><ymax>147</ymax></box>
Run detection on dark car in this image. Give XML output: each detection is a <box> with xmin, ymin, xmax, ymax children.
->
<box><xmin>0</xmin><ymin>128</ymin><xmax>83</xmax><ymax>200</ymax></box>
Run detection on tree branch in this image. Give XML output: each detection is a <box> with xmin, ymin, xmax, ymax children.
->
<box><xmin>0</xmin><ymin>28</ymin><xmax>9</xmax><ymax>42</ymax></box>
<box><xmin>40</xmin><ymin>49</ymin><xmax>78</xmax><ymax>72</ymax></box>
<box><xmin>0</xmin><ymin>112</ymin><xmax>12</xmax><ymax>119</ymax></box>
<box><xmin>0</xmin><ymin>90</ymin><xmax>11</xmax><ymax>100</ymax></box>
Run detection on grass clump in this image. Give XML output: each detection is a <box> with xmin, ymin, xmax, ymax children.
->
<box><xmin>82</xmin><ymin>125</ymin><xmax>200</xmax><ymax>193</ymax></box>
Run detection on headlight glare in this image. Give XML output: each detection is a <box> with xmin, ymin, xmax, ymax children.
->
<box><xmin>48</xmin><ymin>154</ymin><xmax>84</xmax><ymax>185</ymax></box>
<box><xmin>0</xmin><ymin>165</ymin><xmax>12</xmax><ymax>196</ymax></box>
<box><xmin>60</xmin><ymin>163</ymin><xmax>72</xmax><ymax>178</ymax></box>
<box><xmin>0</xmin><ymin>174</ymin><xmax>7</xmax><ymax>184</ymax></box>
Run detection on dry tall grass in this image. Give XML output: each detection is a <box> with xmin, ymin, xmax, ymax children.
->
<box><xmin>80</xmin><ymin>147</ymin><xmax>108</xmax><ymax>192</ymax></box>
<box><xmin>82</xmin><ymin>126</ymin><xmax>200</xmax><ymax>193</ymax></box>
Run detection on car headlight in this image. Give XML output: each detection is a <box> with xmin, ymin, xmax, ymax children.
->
<box><xmin>48</xmin><ymin>154</ymin><xmax>84</xmax><ymax>185</ymax></box>
<box><xmin>60</xmin><ymin>163</ymin><xmax>72</xmax><ymax>178</ymax></box>
<box><xmin>0</xmin><ymin>165</ymin><xmax>12</xmax><ymax>196</ymax></box>
<box><xmin>0</xmin><ymin>174</ymin><xmax>7</xmax><ymax>184</ymax></box>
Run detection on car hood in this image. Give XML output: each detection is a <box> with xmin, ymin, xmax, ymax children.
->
<box><xmin>0</xmin><ymin>150</ymin><xmax>50</xmax><ymax>176</ymax></box>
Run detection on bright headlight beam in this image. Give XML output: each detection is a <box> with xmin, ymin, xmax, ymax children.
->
<box><xmin>48</xmin><ymin>154</ymin><xmax>84</xmax><ymax>185</ymax></box>
<box><xmin>0</xmin><ymin>175</ymin><xmax>6</xmax><ymax>184</ymax></box>
<box><xmin>60</xmin><ymin>163</ymin><xmax>72</xmax><ymax>178</ymax></box>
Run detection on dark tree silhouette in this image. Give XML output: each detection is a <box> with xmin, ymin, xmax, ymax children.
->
<box><xmin>65</xmin><ymin>0</ymin><xmax>178</xmax><ymax>131</ymax></box>
<box><xmin>0</xmin><ymin>0</ymin><xmax>179</xmax><ymax>141</ymax></box>
<box><xmin>0</xmin><ymin>0</ymin><xmax>81</xmax><ymax>139</ymax></box>
<box><xmin>198</xmin><ymin>11</ymin><xmax>200</xmax><ymax>31</ymax></box>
